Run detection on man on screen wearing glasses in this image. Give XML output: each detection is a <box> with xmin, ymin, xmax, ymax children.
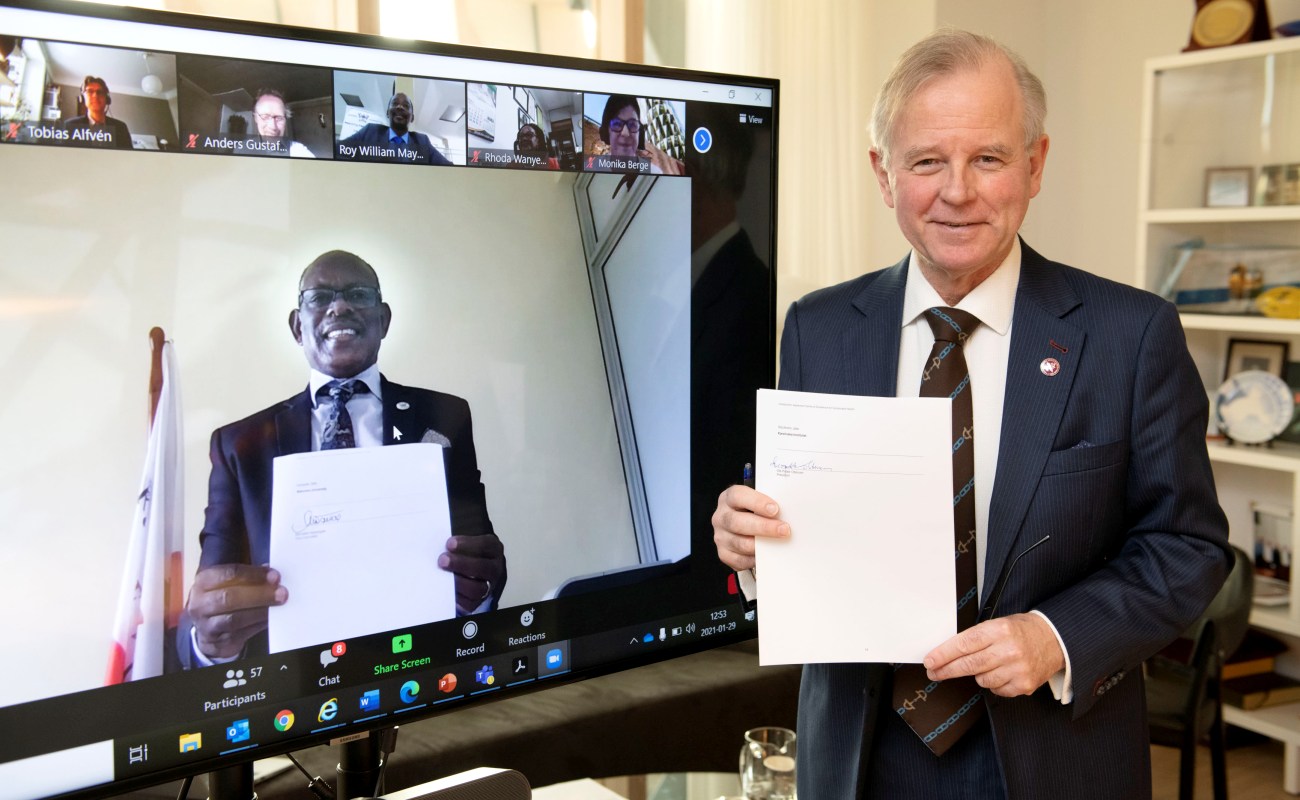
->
<box><xmin>174</xmin><ymin>250</ymin><xmax>504</xmax><ymax>669</ymax></box>
<box><xmin>251</xmin><ymin>87</ymin><xmax>316</xmax><ymax>158</ymax></box>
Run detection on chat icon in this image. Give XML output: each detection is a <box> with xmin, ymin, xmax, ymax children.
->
<box><xmin>320</xmin><ymin>648</ymin><xmax>338</xmax><ymax>668</ymax></box>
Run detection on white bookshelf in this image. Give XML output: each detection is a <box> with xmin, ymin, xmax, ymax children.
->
<box><xmin>1137</xmin><ymin>36</ymin><xmax>1300</xmax><ymax>794</ymax></box>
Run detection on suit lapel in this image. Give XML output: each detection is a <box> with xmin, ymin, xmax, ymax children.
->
<box><xmin>382</xmin><ymin>376</ymin><xmax>421</xmax><ymax>445</ymax></box>
<box><xmin>843</xmin><ymin>257</ymin><xmax>907</xmax><ymax>397</ymax></box>
<box><xmin>275</xmin><ymin>389</ymin><xmax>313</xmax><ymax>456</ymax></box>
<box><xmin>382</xmin><ymin>376</ymin><xmax>401</xmax><ymax>445</ymax></box>
<box><xmin>981</xmin><ymin>244</ymin><xmax>1084</xmax><ymax>609</ymax></box>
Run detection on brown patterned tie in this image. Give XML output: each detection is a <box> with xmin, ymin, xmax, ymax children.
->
<box><xmin>891</xmin><ymin>306</ymin><xmax>985</xmax><ymax>756</ymax></box>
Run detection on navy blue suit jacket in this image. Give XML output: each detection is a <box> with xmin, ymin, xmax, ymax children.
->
<box><xmin>173</xmin><ymin>376</ymin><xmax>498</xmax><ymax>668</ymax></box>
<box><xmin>789</xmin><ymin>243</ymin><xmax>1229</xmax><ymax>799</ymax></box>
<box><xmin>339</xmin><ymin>123</ymin><xmax>452</xmax><ymax>165</ymax></box>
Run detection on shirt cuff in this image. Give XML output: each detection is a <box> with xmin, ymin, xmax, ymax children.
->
<box><xmin>1029</xmin><ymin>609</ymin><xmax>1073</xmax><ymax>704</ymax></box>
<box><xmin>190</xmin><ymin>626</ymin><xmax>241</xmax><ymax>667</ymax></box>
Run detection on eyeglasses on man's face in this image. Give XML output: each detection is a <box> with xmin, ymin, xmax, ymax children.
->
<box><xmin>298</xmin><ymin>286</ymin><xmax>382</xmax><ymax>310</ymax></box>
<box><xmin>254</xmin><ymin>113</ymin><xmax>288</xmax><ymax>124</ymax></box>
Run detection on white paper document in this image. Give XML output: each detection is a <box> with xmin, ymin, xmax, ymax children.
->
<box><xmin>268</xmin><ymin>443</ymin><xmax>456</xmax><ymax>652</ymax></box>
<box><xmin>754</xmin><ymin>389</ymin><xmax>956</xmax><ymax>665</ymax></box>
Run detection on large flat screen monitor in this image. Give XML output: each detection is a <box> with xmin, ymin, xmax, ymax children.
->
<box><xmin>0</xmin><ymin>2</ymin><xmax>776</xmax><ymax>797</ymax></box>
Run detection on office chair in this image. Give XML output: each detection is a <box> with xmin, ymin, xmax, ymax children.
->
<box><xmin>1146</xmin><ymin>545</ymin><xmax>1253</xmax><ymax>800</ymax></box>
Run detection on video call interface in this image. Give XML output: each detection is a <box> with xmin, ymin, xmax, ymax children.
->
<box><xmin>0</xmin><ymin>37</ymin><xmax>693</xmax><ymax>175</ymax></box>
<box><xmin>0</xmin><ymin>7</ymin><xmax>774</xmax><ymax>799</ymax></box>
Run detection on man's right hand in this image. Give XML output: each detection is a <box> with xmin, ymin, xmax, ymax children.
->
<box><xmin>712</xmin><ymin>484</ymin><xmax>790</xmax><ymax>571</ymax></box>
<box><xmin>187</xmin><ymin>564</ymin><xmax>287</xmax><ymax>660</ymax></box>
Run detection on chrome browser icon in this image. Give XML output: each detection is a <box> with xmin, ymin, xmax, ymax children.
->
<box><xmin>274</xmin><ymin>709</ymin><xmax>294</xmax><ymax>732</ymax></box>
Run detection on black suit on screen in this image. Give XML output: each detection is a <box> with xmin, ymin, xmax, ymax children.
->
<box><xmin>788</xmin><ymin>242</ymin><xmax>1230</xmax><ymax>799</ymax></box>
<box><xmin>61</xmin><ymin>115</ymin><xmax>133</xmax><ymax>149</ymax></box>
<box><xmin>173</xmin><ymin>376</ymin><xmax>498</xmax><ymax>668</ymax></box>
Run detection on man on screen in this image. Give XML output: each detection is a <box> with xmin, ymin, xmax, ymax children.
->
<box><xmin>176</xmin><ymin>250</ymin><xmax>504</xmax><ymax>668</ymax></box>
<box><xmin>252</xmin><ymin>88</ymin><xmax>315</xmax><ymax>158</ymax></box>
<box><xmin>61</xmin><ymin>76</ymin><xmax>133</xmax><ymax>149</ymax></box>
<box><xmin>339</xmin><ymin>91</ymin><xmax>452</xmax><ymax>166</ymax></box>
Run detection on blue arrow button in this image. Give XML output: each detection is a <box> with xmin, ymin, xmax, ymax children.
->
<box><xmin>692</xmin><ymin>126</ymin><xmax>713</xmax><ymax>154</ymax></box>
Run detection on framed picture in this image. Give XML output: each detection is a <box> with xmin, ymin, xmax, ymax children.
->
<box><xmin>1276</xmin><ymin>362</ymin><xmax>1300</xmax><ymax>444</ymax></box>
<box><xmin>1255</xmin><ymin>163</ymin><xmax>1300</xmax><ymax>206</ymax></box>
<box><xmin>1205</xmin><ymin>166</ymin><xmax>1253</xmax><ymax>207</ymax></box>
<box><xmin>513</xmin><ymin>85</ymin><xmax>530</xmax><ymax>108</ymax></box>
<box><xmin>518</xmin><ymin>107</ymin><xmax>531</xmax><ymax>129</ymax></box>
<box><xmin>1225</xmin><ymin>338</ymin><xmax>1289</xmax><ymax>379</ymax></box>
<box><xmin>1257</xmin><ymin>164</ymin><xmax>1285</xmax><ymax>206</ymax></box>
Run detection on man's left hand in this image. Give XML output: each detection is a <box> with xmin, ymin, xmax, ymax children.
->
<box><xmin>923</xmin><ymin>613</ymin><xmax>1064</xmax><ymax>697</ymax></box>
<box><xmin>438</xmin><ymin>534</ymin><xmax>506</xmax><ymax>614</ymax></box>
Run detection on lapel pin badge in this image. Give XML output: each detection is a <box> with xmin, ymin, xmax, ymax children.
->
<box><xmin>396</xmin><ymin>401</ymin><xmax>410</xmax><ymax>410</ymax></box>
<box><xmin>1040</xmin><ymin>357</ymin><xmax>1061</xmax><ymax>377</ymax></box>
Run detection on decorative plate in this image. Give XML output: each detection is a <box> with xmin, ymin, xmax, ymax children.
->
<box><xmin>1193</xmin><ymin>0</ymin><xmax>1255</xmax><ymax>47</ymax></box>
<box><xmin>1215</xmin><ymin>370</ymin><xmax>1295</xmax><ymax>444</ymax></box>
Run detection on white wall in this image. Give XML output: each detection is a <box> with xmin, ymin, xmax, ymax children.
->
<box><xmin>934</xmin><ymin>0</ymin><xmax>1173</xmax><ymax>285</ymax></box>
<box><xmin>685</xmin><ymin>0</ymin><xmax>1300</xmax><ymax>310</ymax></box>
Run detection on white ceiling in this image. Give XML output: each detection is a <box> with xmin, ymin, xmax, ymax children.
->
<box><xmin>42</xmin><ymin>40</ymin><xmax>177</xmax><ymax>98</ymax></box>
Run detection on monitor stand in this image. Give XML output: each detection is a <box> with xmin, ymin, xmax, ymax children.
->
<box><xmin>203</xmin><ymin>729</ymin><xmax>390</xmax><ymax>800</ymax></box>
<box><xmin>336</xmin><ymin>730</ymin><xmax>385</xmax><ymax>799</ymax></box>
<box><xmin>206</xmin><ymin>763</ymin><xmax>254</xmax><ymax>800</ymax></box>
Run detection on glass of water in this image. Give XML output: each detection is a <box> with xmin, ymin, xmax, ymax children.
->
<box><xmin>740</xmin><ymin>726</ymin><xmax>796</xmax><ymax>800</ymax></box>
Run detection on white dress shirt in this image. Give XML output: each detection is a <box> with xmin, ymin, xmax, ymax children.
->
<box><xmin>895</xmin><ymin>240</ymin><xmax>1073</xmax><ymax>703</ymax></box>
<box><xmin>308</xmin><ymin>363</ymin><xmax>383</xmax><ymax>448</ymax></box>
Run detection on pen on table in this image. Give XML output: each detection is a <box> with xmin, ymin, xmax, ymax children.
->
<box><xmin>735</xmin><ymin>462</ymin><xmax>758</xmax><ymax>611</ymax></box>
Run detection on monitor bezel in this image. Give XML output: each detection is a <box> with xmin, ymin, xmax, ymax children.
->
<box><xmin>0</xmin><ymin>1</ymin><xmax>779</xmax><ymax>796</ymax></box>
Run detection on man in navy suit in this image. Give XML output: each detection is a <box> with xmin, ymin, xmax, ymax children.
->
<box><xmin>339</xmin><ymin>92</ymin><xmax>452</xmax><ymax>165</ymax></box>
<box><xmin>179</xmin><ymin>250</ymin><xmax>503</xmax><ymax>667</ymax></box>
<box><xmin>713</xmin><ymin>30</ymin><xmax>1230</xmax><ymax>799</ymax></box>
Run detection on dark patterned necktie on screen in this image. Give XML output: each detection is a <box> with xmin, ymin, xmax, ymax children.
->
<box><xmin>891</xmin><ymin>306</ymin><xmax>985</xmax><ymax>756</ymax></box>
<box><xmin>319</xmin><ymin>379</ymin><xmax>366</xmax><ymax>450</ymax></box>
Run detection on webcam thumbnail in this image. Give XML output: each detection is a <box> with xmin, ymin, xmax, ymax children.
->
<box><xmin>334</xmin><ymin>71</ymin><xmax>465</xmax><ymax>166</ymax></box>
<box><xmin>582</xmin><ymin>93</ymin><xmax>685</xmax><ymax>176</ymax></box>
<box><xmin>465</xmin><ymin>82</ymin><xmax>581</xmax><ymax>171</ymax></box>
<box><xmin>176</xmin><ymin>54</ymin><xmax>332</xmax><ymax>158</ymax></box>
<box><xmin>0</xmin><ymin>36</ymin><xmax>178</xmax><ymax>151</ymax></box>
